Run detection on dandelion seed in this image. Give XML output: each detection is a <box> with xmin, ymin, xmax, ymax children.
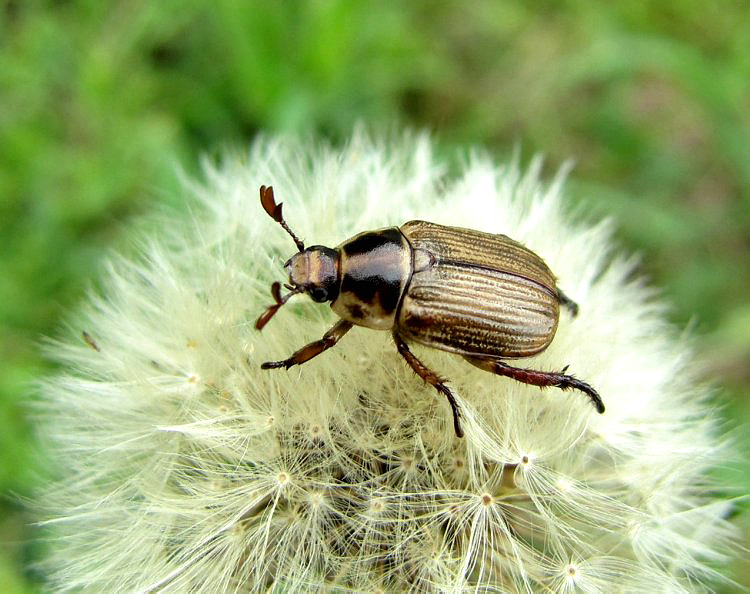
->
<box><xmin>367</xmin><ymin>497</ymin><xmax>386</xmax><ymax>516</ymax></box>
<box><xmin>276</xmin><ymin>472</ymin><xmax>289</xmax><ymax>487</ymax></box>
<box><xmin>36</xmin><ymin>131</ymin><xmax>741</xmax><ymax>592</ymax></box>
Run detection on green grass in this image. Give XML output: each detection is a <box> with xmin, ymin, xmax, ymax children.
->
<box><xmin>2</xmin><ymin>1</ymin><xmax>748</xmax><ymax>589</ymax></box>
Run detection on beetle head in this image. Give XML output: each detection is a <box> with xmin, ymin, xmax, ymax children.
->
<box><xmin>285</xmin><ymin>246</ymin><xmax>340</xmax><ymax>303</ymax></box>
<box><xmin>256</xmin><ymin>185</ymin><xmax>341</xmax><ymax>330</ymax></box>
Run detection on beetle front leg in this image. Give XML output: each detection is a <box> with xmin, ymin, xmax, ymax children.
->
<box><xmin>261</xmin><ymin>320</ymin><xmax>353</xmax><ymax>370</ymax></box>
<box><xmin>464</xmin><ymin>356</ymin><xmax>605</xmax><ymax>413</ymax></box>
<box><xmin>393</xmin><ymin>333</ymin><xmax>464</xmax><ymax>438</ymax></box>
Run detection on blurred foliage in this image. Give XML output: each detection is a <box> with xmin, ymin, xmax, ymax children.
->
<box><xmin>1</xmin><ymin>0</ymin><xmax>748</xmax><ymax>590</ymax></box>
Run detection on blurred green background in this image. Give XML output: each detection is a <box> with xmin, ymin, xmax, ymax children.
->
<box><xmin>1</xmin><ymin>1</ymin><xmax>748</xmax><ymax>590</ymax></box>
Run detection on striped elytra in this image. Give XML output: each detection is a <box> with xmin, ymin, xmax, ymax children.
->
<box><xmin>397</xmin><ymin>221</ymin><xmax>560</xmax><ymax>359</ymax></box>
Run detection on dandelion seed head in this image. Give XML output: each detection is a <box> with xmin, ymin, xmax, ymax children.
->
<box><xmin>36</xmin><ymin>130</ymin><xmax>740</xmax><ymax>591</ymax></box>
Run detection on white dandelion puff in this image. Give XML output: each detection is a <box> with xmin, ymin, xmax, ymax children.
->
<box><xmin>36</xmin><ymin>130</ymin><xmax>740</xmax><ymax>592</ymax></box>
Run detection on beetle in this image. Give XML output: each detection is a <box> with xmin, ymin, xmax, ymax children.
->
<box><xmin>255</xmin><ymin>185</ymin><xmax>604</xmax><ymax>437</ymax></box>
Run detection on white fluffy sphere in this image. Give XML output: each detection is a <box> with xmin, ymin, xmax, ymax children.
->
<box><xmin>38</xmin><ymin>131</ymin><xmax>737</xmax><ymax>592</ymax></box>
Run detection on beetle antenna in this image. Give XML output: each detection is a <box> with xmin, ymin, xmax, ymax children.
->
<box><xmin>256</xmin><ymin>281</ymin><xmax>304</xmax><ymax>330</ymax></box>
<box><xmin>259</xmin><ymin>185</ymin><xmax>305</xmax><ymax>252</ymax></box>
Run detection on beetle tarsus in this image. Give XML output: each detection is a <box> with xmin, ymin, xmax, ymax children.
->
<box><xmin>393</xmin><ymin>333</ymin><xmax>464</xmax><ymax>438</ymax></box>
<box><xmin>557</xmin><ymin>288</ymin><xmax>579</xmax><ymax>317</ymax></box>
<box><xmin>260</xmin><ymin>319</ymin><xmax>353</xmax><ymax>371</ymax></box>
<box><xmin>464</xmin><ymin>356</ymin><xmax>605</xmax><ymax>414</ymax></box>
<box><xmin>260</xmin><ymin>360</ymin><xmax>290</xmax><ymax>370</ymax></box>
<box><xmin>438</xmin><ymin>384</ymin><xmax>464</xmax><ymax>438</ymax></box>
<box><xmin>555</xmin><ymin>375</ymin><xmax>605</xmax><ymax>413</ymax></box>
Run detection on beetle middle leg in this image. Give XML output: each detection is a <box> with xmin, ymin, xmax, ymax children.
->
<box><xmin>393</xmin><ymin>333</ymin><xmax>464</xmax><ymax>438</ymax></box>
<box><xmin>261</xmin><ymin>320</ymin><xmax>353</xmax><ymax>370</ymax></box>
<box><xmin>464</xmin><ymin>356</ymin><xmax>605</xmax><ymax>413</ymax></box>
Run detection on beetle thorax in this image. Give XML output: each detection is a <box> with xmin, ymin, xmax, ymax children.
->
<box><xmin>330</xmin><ymin>228</ymin><xmax>412</xmax><ymax>330</ymax></box>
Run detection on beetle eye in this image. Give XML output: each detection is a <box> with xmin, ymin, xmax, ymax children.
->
<box><xmin>310</xmin><ymin>287</ymin><xmax>328</xmax><ymax>302</ymax></box>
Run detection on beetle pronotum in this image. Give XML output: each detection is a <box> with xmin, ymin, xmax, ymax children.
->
<box><xmin>255</xmin><ymin>185</ymin><xmax>604</xmax><ymax>437</ymax></box>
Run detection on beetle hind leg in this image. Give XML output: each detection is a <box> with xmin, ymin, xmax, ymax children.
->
<box><xmin>393</xmin><ymin>333</ymin><xmax>464</xmax><ymax>438</ymax></box>
<box><xmin>465</xmin><ymin>356</ymin><xmax>605</xmax><ymax>414</ymax></box>
<box><xmin>556</xmin><ymin>288</ymin><xmax>579</xmax><ymax>317</ymax></box>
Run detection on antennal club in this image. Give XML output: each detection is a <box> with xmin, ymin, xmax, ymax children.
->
<box><xmin>259</xmin><ymin>185</ymin><xmax>305</xmax><ymax>252</ymax></box>
<box><xmin>255</xmin><ymin>282</ymin><xmax>304</xmax><ymax>330</ymax></box>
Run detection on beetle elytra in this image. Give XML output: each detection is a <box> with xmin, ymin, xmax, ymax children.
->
<box><xmin>255</xmin><ymin>185</ymin><xmax>604</xmax><ymax>437</ymax></box>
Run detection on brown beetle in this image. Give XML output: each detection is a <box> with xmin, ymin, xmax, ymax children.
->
<box><xmin>256</xmin><ymin>185</ymin><xmax>604</xmax><ymax>437</ymax></box>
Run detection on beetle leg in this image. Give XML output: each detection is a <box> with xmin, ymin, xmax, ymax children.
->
<box><xmin>393</xmin><ymin>333</ymin><xmax>464</xmax><ymax>438</ymax></box>
<box><xmin>261</xmin><ymin>320</ymin><xmax>353</xmax><ymax>370</ymax></box>
<box><xmin>556</xmin><ymin>288</ymin><xmax>579</xmax><ymax>317</ymax></box>
<box><xmin>464</xmin><ymin>356</ymin><xmax>605</xmax><ymax>414</ymax></box>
